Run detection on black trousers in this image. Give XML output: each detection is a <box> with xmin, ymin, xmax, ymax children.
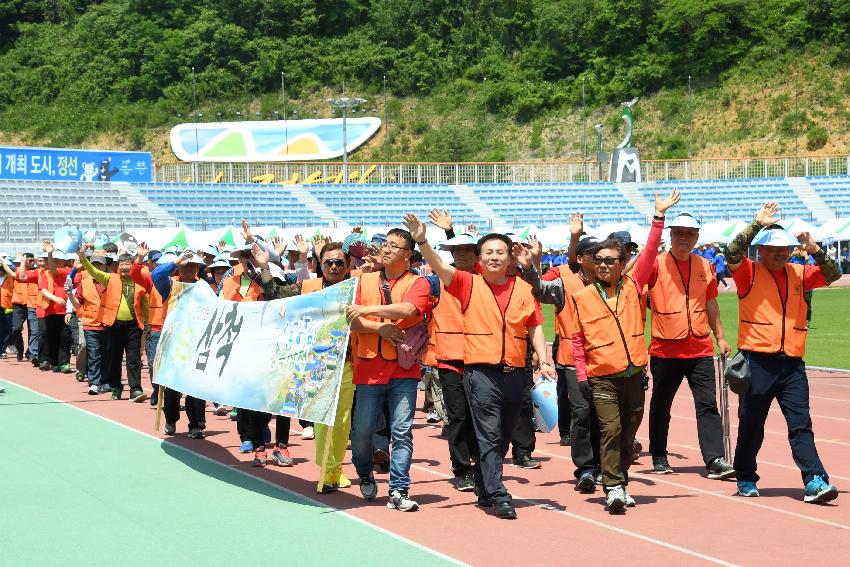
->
<box><xmin>163</xmin><ymin>387</ymin><xmax>206</xmax><ymax>430</ymax></box>
<box><xmin>241</xmin><ymin>410</ymin><xmax>290</xmax><ymax>448</ymax></box>
<box><xmin>10</xmin><ymin>303</ymin><xmax>28</xmax><ymax>357</ymax></box>
<box><xmin>556</xmin><ymin>367</ymin><xmax>574</xmax><ymax>437</ymax></box>
<box><xmin>511</xmin><ymin>371</ymin><xmax>537</xmax><ymax>458</ymax></box>
<box><xmin>464</xmin><ymin>364</ymin><xmax>525</xmax><ymax>504</ymax></box>
<box><xmin>648</xmin><ymin>356</ymin><xmax>724</xmax><ymax>467</ymax></box>
<box><xmin>105</xmin><ymin>321</ymin><xmax>142</xmax><ymax>392</ymax></box>
<box><xmin>438</xmin><ymin>367</ymin><xmax>475</xmax><ymax>476</ymax></box>
<box><xmin>561</xmin><ymin>366</ymin><xmax>601</xmax><ymax>477</ymax></box>
<box><xmin>44</xmin><ymin>314</ymin><xmax>71</xmax><ymax>367</ymax></box>
<box><xmin>37</xmin><ymin>317</ymin><xmax>48</xmax><ymax>363</ymax></box>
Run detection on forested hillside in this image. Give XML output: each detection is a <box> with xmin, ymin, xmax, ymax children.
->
<box><xmin>1</xmin><ymin>0</ymin><xmax>850</xmax><ymax>162</ymax></box>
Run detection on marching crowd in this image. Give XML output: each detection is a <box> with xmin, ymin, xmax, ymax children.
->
<box><xmin>0</xmin><ymin>191</ymin><xmax>842</xmax><ymax>518</ymax></box>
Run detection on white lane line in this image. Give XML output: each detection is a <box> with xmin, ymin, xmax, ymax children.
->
<box><xmin>409</xmin><ymin>466</ymin><xmax>740</xmax><ymax>566</ymax></box>
<box><xmin>0</xmin><ymin>378</ymin><xmax>468</xmax><ymax>567</ymax></box>
<box><xmin>670</xmin><ymin>412</ymin><xmax>850</xmax><ymax>448</ymax></box>
<box><xmin>537</xmin><ymin>450</ymin><xmax>850</xmax><ymax>531</ymax></box>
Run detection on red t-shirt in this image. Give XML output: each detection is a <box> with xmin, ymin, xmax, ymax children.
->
<box><xmin>352</xmin><ymin>275</ymin><xmax>432</xmax><ymax>386</ymax></box>
<box><xmin>446</xmin><ymin>270</ymin><xmax>544</xmax><ymax>327</ymax></box>
<box><xmin>648</xmin><ymin>257</ymin><xmax>718</xmax><ymax>359</ymax></box>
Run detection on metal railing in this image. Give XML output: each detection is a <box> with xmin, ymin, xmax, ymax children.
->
<box><xmin>153</xmin><ymin>155</ymin><xmax>850</xmax><ymax>185</ymax></box>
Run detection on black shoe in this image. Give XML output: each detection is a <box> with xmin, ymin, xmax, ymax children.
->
<box><xmin>187</xmin><ymin>428</ymin><xmax>205</xmax><ymax>439</ymax></box>
<box><xmin>512</xmin><ymin>453</ymin><xmax>542</xmax><ymax>469</ymax></box>
<box><xmin>373</xmin><ymin>448</ymin><xmax>390</xmax><ymax>473</ymax></box>
<box><xmin>359</xmin><ymin>473</ymin><xmax>378</xmax><ymax>501</ymax></box>
<box><xmin>456</xmin><ymin>472</ymin><xmax>476</xmax><ymax>492</ymax></box>
<box><xmin>560</xmin><ymin>435</ymin><xmax>572</xmax><ymax>446</ymax></box>
<box><xmin>493</xmin><ymin>501</ymin><xmax>517</xmax><ymax>519</ymax></box>
<box><xmin>38</xmin><ymin>361</ymin><xmax>51</xmax><ymax>371</ymax></box>
<box><xmin>31</xmin><ymin>357</ymin><xmax>40</xmax><ymax>367</ymax></box>
<box><xmin>633</xmin><ymin>439</ymin><xmax>643</xmax><ymax>462</ymax></box>
<box><xmin>111</xmin><ymin>388</ymin><xmax>122</xmax><ymax>401</ymax></box>
<box><xmin>164</xmin><ymin>423</ymin><xmax>176</xmax><ymax>435</ymax></box>
<box><xmin>576</xmin><ymin>470</ymin><xmax>597</xmax><ymax>493</ymax></box>
<box><xmin>707</xmin><ymin>457</ymin><xmax>736</xmax><ymax>480</ymax></box>
<box><xmin>652</xmin><ymin>456</ymin><xmax>674</xmax><ymax>474</ymax></box>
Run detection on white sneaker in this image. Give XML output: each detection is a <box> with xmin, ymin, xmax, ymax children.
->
<box><xmin>426</xmin><ymin>409</ymin><xmax>440</xmax><ymax>423</ymax></box>
<box><xmin>624</xmin><ymin>489</ymin><xmax>636</xmax><ymax>507</ymax></box>
<box><xmin>606</xmin><ymin>485</ymin><xmax>626</xmax><ymax>511</ymax></box>
<box><xmin>301</xmin><ymin>425</ymin><xmax>315</xmax><ymax>440</ymax></box>
<box><xmin>387</xmin><ymin>489</ymin><xmax>419</xmax><ymax>512</ymax></box>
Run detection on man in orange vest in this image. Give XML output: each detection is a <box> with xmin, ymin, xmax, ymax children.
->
<box><xmin>726</xmin><ymin>202</ymin><xmax>842</xmax><ymax>503</ymax></box>
<box><xmin>15</xmin><ymin>252</ymin><xmax>48</xmax><ymax>367</ymax></box>
<box><xmin>518</xmin><ymin>220</ymin><xmax>603</xmax><ymax>493</ymax></box>
<box><xmin>346</xmin><ymin>228</ymin><xmax>432</xmax><ymax>513</ymax></box>
<box><xmin>0</xmin><ymin>254</ymin><xmax>37</xmax><ymax>362</ymax></box>
<box><xmin>646</xmin><ymin>212</ymin><xmax>735</xmax><ymax>480</ymax></box>
<box><xmin>150</xmin><ymin>248</ymin><xmax>210</xmax><ymax>439</ymax></box>
<box><xmin>423</xmin><ymin>231</ymin><xmax>479</xmax><ymax>492</ymax></box>
<box><xmin>67</xmin><ymin>253</ymin><xmax>110</xmax><ymax>395</ymax></box>
<box><xmin>0</xmin><ymin>256</ymin><xmax>13</xmax><ymax>356</ymax></box>
<box><xmin>569</xmin><ymin>189</ymin><xmax>680</xmax><ymax>512</ymax></box>
<box><xmin>43</xmin><ymin>243</ymin><xmax>74</xmax><ymax>374</ymax></box>
<box><xmin>79</xmin><ymin>248</ymin><xmax>148</xmax><ymax>402</ymax></box>
<box><xmin>406</xmin><ymin>214</ymin><xmax>555</xmax><ymax>520</ymax></box>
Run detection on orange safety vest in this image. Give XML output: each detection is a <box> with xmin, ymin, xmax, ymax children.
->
<box><xmin>0</xmin><ymin>277</ymin><xmax>13</xmax><ymax>309</ymax></box>
<box><xmin>462</xmin><ymin>274</ymin><xmax>536</xmax><ymax>368</ymax></box>
<box><xmin>738</xmin><ymin>262</ymin><xmax>807</xmax><ymax>358</ymax></box>
<box><xmin>12</xmin><ymin>277</ymin><xmax>28</xmax><ymax>305</ymax></box>
<box><xmin>301</xmin><ymin>277</ymin><xmax>324</xmax><ymax>295</ymax></box>
<box><xmin>355</xmin><ymin>270</ymin><xmax>422</xmax><ymax>361</ymax></box>
<box><xmin>553</xmin><ymin>266</ymin><xmax>588</xmax><ymax>367</ymax></box>
<box><xmin>98</xmin><ymin>275</ymin><xmax>146</xmax><ymax>329</ymax></box>
<box><xmin>424</xmin><ymin>279</ymin><xmax>463</xmax><ymax>366</ymax></box>
<box><xmin>222</xmin><ymin>273</ymin><xmax>263</xmax><ymax>302</ymax></box>
<box><xmin>571</xmin><ymin>276</ymin><xmax>647</xmax><ymax>378</ymax></box>
<box><xmin>648</xmin><ymin>252</ymin><xmax>711</xmax><ymax>341</ymax></box>
<box><xmin>26</xmin><ymin>269</ymin><xmax>42</xmax><ymax>309</ymax></box>
<box><xmin>78</xmin><ymin>272</ymin><xmax>104</xmax><ymax>327</ymax></box>
<box><xmin>147</xmin><ymin>284</ymin><xmax>167</xmax><ymax>328</ymax></box>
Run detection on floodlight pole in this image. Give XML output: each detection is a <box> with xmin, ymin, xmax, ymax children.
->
<box><xmin>327</xmin><ymin>96</ymin><xmax>366</xmax><ymax>183</ymax></box>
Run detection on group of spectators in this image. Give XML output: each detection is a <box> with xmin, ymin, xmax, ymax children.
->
<box><xmin>0</xmin><ymin>195</ymin><xmax>842</xmax><ymax>517</ymax></box>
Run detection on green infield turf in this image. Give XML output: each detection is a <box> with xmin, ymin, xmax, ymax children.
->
<box><xmin>542</xmin><ymin>286</ymin><xmax>850</xmax><ymax>369</ymax></box>
<box><xmin>0</xmin><ymin>381</ymin><xmax>459</xmax><ymax>567</ymax></box>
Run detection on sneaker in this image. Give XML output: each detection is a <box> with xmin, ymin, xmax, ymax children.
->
<box><xmin>456</xmin><ymin>471</ymin><xmax>476</xmax><ymax>492</ymax></box>
<box><xmin>214</xmin><ymin>405</ymin><xmax>229</xmax><ymax>416</ymax></box>
<box><xmin>111</xmin><ymin>388</ymin><xmax>121</xmax><ymax>400</ymax></box>
<box><xmin>252</xmin><ymin>449</ymin><xmax>267</xmax><ymax>467</ymax></box>
<box><xmin>652</xmin><ymin>456</ymin><xmax>674</xmax><ymax>474</ymax></box>
<box><xmin>59</xmin><ymin>364</ymin><xmax>73</xmax><ymax>374</ymax></box>
<box><xmin>229</xmin><ymin>409</ymin><xmax>238</xmax><ymax>421</ymax></box>
<box><xmin>130</xmin><ymin>390</ymin><xmax>148</xmax><ymax>403</ymax></box>
<box><xmin>633</xmin><ymin>439</ymin><xmax>643</xmax><ymax>462</ymax></box>
<box><xmin>707</xmin><ymin>457</ymin><xmax>736</xmax><ymax>480</ymax></box>
<box><xmin>804</xmin><ymin>475</ymin><xmax>838</xmax><ymax>504</ymax></box>
<box><xmin>301</xmin><ymin>425</ymin><xmax>315</xmax><ymax>440</ymax></box>
<box><xmin>596</xmin><ymin>473</ymin><xmax>603</xmax><ymax>485</ymax></box>
<box><xmin>38</xmin><ymin>361</ymin><xmax>51</xmax><ymax>371</ymax></box>
<box><xmin>75</xmin><ymin>371</ymin><xmax>86</xmax><ymax>382</ymax></box>
<box><xmin>239</xmin><ymin>440</ymin><xmax>254</xmax><ymax>453</ymax></box>
<box><xmin>387</xmin><ymin>489</ymin><xmax>419</xmax><ymax>512</ymax></box>
<box><xmin>426</xmin><ymin>409</ymin><xmax>440</xmax><ymax>423</ymax></box>
<box><xmin>336</xmin><ymin>471</ymin><xmax>352</xmax><ymax>489</ymax></box>
<box><xmin>512</xmin><ymin>453</ymin><xmax>542</xmax><ymax>469</ymax></box>
<box><xmin>188</xmin><ymin>428</ymin><xmax>206</xmax><ymax>439</ymax></box>
<box><xmin>164</xmin><ymin>423</ymin><xmax>176</xmax><ymax>435</ymax></box>
<box><xmin>737</xmin><ymin>480</ymin><xmax>760</xmax><ymax>497</ymax></box>
<box><xmin>87</xmin><ymin>385</ymin><xmax>98</xmax><ymax>395</ymax></box>
<box><xmin>577</xmin><ymin>471</ymin><xmax>597</xmax><ymax>493</ymax></box>
<box><xmin>624</xmin><ymin>488</ymin><xmax>636</xmax><ymax>507</ymax></box>
<box><xmin>560</xmin><ymin>435</ymin><xmax>572</xmax><ymax>446</ymax></box>
<box><xmin>359</xmin><ymin>473</ymin><xmax>378</xmax><ymax>501</ymax></box>
<box><xmin>493</xmin><ymin>501</ymin><xmax>517</xmax><ymax>519</ymax></box>
<box><xmin>606</xmin><ymin>485</ymin><xmax>626</xmax><ymax>511</ymax></box>
<box><xmin>271</xmin><ymin>445</ymin><xmax>293</xmax><ymax>467</ymax></box>
<box><xmin>263</xmin><ymin>426</ymin><xmax>272</xmax><ymax>444</ymax></box>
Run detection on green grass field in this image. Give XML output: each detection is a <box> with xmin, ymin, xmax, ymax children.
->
<box><xmin>541</xmin><ymin>286</ymin><xmax>850</xmax><ymax>370</ymax></box>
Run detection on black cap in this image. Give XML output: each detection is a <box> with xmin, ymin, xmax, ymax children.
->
<box><xmin>575</xmin><ymin>236</ymin><xmax>599</xmax><ymax>256</ymax></box>
<box><xmin>607</xmin><ymin>231</ymin><xmax>638</xmax><ymax>249</ymax></box>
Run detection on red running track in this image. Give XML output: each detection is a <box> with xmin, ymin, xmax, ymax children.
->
<box><xmin>2</xmin><ymin>359</ymin><xmax>849</xmax><ymax>566</ymax></box>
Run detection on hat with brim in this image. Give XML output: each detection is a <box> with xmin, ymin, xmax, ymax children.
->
<box><xmin>51</xmin><ymin>250</ymin><xmax>67</xmax><ymax>261</ymax></box>
<box><xmin>38</xmin><ymin>252</ymin><xmax>49</xmax><ymax>259</ymax></box>
<box><xmin>667</xmin><ymin>213</ymin><xmax>702</xmax><ymax>230</ymax></box>
<box><xmin>607</xmin><ymin>230</ymin><xmax>638</xmax><ymax>249</ymax></box>
<box><xmin>185</xmin><ymin>253</ymin><xmax>207</xmax><ymax>265</ymax></box>
<box><xmin>229</xmin><ymin>243</ymin><xmax>254</xmax><ymax>258</ymax></box>
<box><xmin>162</xmin><ymin>245</ymin><xmax>182</xmax><ymax>256</ymax></box>
<box><xmin>207</xmin><ymin>259</ymin><xmax>231</xmax><ymax>270</ymax></box>
<box><xmin>213</xmin><ymin>252</ymin><xmax>237</xmax><ymax>264</ymax></box>
<box><xmin>88</xmin><ymin>254</ymin><xmax>106</xmax><ymax>265</ymax></box>
<box><xmin>156</xmin><ymin>252</ymin><xmax>178</xmax><ymax>265</ymax></box>
<box><xmin>752</xmin><ymin>226</ymin><xmax>799</xmax><ymax>247</ymax></box>
<box><xmin>504</xmin><ymin>232</ymin><xmax>532</xmax><ymax>247</ymax></box>
<box><xmin>575</xmin><ymin>236</ymin><xmax>599</xmax><ymax>256</ymax></box>
<box><xmin>438</xmin><ymin>233</ymin><xmax>478</xmax><ymax>250</ymax></box>
<box><xmin>267</xmin><ymin>262</ymin><xmax>288</xmax><ymax>283</ymax></box>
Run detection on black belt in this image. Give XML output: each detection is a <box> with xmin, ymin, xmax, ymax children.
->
<box><xmin>469</xmin><ymin>363</ymin><xmax>524</xmax><ymax>373</ymax></box>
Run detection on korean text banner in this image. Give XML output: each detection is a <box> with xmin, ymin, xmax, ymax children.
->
<box><xmin>0</xmin><ymin>145</ymin><xmax>152</xmax><ymax>182</ymax></box>
<box><xmin>152</xmin><ymin>278</ymin><xmax>357</xmax><ymax>426</ymax></box>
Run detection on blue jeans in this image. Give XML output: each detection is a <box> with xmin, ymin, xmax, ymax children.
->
<box><xmin>351</xmin><ymin>378</ymin><xmax>418</xmax><ymax>492</ymax></box>
<box><xmin>84</xmin><ymin>330</ymin><xmax>106</xmax><ymax>387</ymax></box>
<box><xmin>27</xmin><ymin>308</ymin><xmax>38</xmax><ymax>358</ymax></box>
<box><xmin>146</xmin><ymin>330</ymin><xmax>161</xmax><ymax>385</ymax></box>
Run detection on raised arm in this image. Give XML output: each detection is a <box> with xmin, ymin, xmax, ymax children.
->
<box><xmin>77</xmin><ymin>247</ymin><xmax>111</xmax><ymax>286</ymax></box>
<box><xmin>567</xmin><ymin>212</ymin><xmax>583</xmax><ymax>272</ymax></box>
<box><xmin>404</xmin><ymin>213</ymin><xmax>456</xmax><ymax>287</ymax></box>
<box><xmin>633</xmin><ymin>189</ymin><xmax>680</xmax><ymax>289</ymax></box>
<box><xmin>726</xmin><ymin>202</ymin><xmax>780</xmax><ymax>273</ymax></box>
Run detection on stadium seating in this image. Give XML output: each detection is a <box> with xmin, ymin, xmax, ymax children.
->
<box><xmin>807</xmin><ymin>176</ymin><xmax>850</xmax><ymax>216</ymax></box>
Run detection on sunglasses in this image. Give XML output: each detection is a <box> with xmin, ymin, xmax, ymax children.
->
<box><xmin>593</xmin><ymin>256</ymin><xmax>620</xmax><ymax>266</ymax></box>
<box><xmin>322</xmin><ymin>259</ymin><xmax>346</xmax><ymax>268</ymax></box>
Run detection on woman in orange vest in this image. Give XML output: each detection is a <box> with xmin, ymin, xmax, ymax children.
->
<box><xmin>569</xmin><ymin>189</ymin><xmax>679</xmax><ymax>512</ymax></box>
<box><xmin>68</xmin><ymin>253</ymin><xmax>110</xmax><ymax>395</ymax></box>
<box><xmin>406</xmin><ymin>213</ymin><xmax>555</xmax><ymax>520</ymax></box>
<box><xmin>726</xmin><ymin>202</ymin><xmax>842</xmax><ymax>504</ymax></box>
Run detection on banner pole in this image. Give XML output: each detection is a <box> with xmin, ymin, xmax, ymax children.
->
<box><xmin>154</xmin><ymin>385</ymin><xmax>165</xmax><ymax>432</ymax></box>
<box><xmin>316</xmin><ymin>425</ymin><xmax>334</xmax><ymax>493</ymax></box>
<box><xmin>719</xmin><ymin>355</ymin><xmax>732</xmax><ymax>463</ymax></box>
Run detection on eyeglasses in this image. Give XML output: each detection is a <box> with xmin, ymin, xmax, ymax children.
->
<box><xmin>593</xmin><ymin>256</ymin><xmax>620</xmax><ymax>266</ymax></box>
<box><xmin>381</xmin><ymin>242</ymin><xmax>411</xmax><ymax>252</ymax></box>
<box><xmin>322</xmin><ymin>259</ymin><xmax>345</xmax><ymax>268</ymax></box>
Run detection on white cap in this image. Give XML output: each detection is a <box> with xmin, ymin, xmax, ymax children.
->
<box><xmin>207</xmin><ymin>259</ymin><xmax>231</xmax><ymax>269</ymax></box>
<box><xmin>752</xmin><ymin>226</ymin><xmax>799</xmax><ymax>247</ymax></box>
<box><xmin>667</xmin><ymin>213</ymin><xmax>702</xmax><ymax>229</ymax></box>
<box><xmin>438</xmin><ymin>233</ymin><xmax>478</xmax><ymax>250</ymax></box>
<box><xmin>51</xmin><ymin>250</ymin><xmax>68</xmax><ymax>261</ymax></box>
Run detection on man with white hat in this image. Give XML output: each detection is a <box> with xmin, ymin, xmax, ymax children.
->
<box><xmin>43</xmin><ymin>242</ymin><xmax>74</xmax><ymax>374</ymax></box>
<box><xmin>646</xmin><ymin>212</ymin><xmax>735</xmax><ymax>480</ymax></box>
<box><xmin>0</xmin><ymin>253</ymin><xmax>36</xmax><ymax>362</ymax></box>
<box><xmin>726</xmin><ymin>202</ymin><xmax>842</xmax><ymax>503</ymax></box>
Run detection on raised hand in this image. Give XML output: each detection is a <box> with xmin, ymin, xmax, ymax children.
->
<box><xmin>402</xmin><ymin>213</ymin><xmax>427</xmax><ymax>244</ymax></box>
<box><xmin>174</xmin><ymin>249</ymin><xmax>192</xmax><ymax>267</ymax></box>
<box><xmin>755</xmin><ymin>201</ymin><xmax>780</xmax><ymax>226</ymax></box>
<box><xmin>42</xmin><ymin>240</ymin><xmax>54</xmax><ymax>254</ymax></box>
<box><xmin>217</xmin><ymin>240</ymin><xmax>227</xmax><ymax>251</ymax></box>
<box><xmin>569</xmin><ymin>212</ymin><xmax>584</xmax><ymax>237</ymax></box>
<box><xmin>251</xmin><ymin>243</ymin><xmax>270</xmax><ymax>267</ymax></box>
<box><xmin>240</xmin><ymin>219</ymin><xmax>254</xmax><ymax>243</ymax></box>
<box><xmin>76</xmin><ymin>246</ymin><xmax>86</xmax><ymax>261</ymax></box>
<box><xmin>351</xmin><ymin>226</ymin><xmax>364</xmax><ymax>234</ymax></box>
<box><xmin>655</xmin><ymin>188</ymin><xmax>681</xmax><ymax>215</ymax></box>
<box><xmin>466</xmin><ymin>224</ymin><xmax>479</xmax><ymax>237</ymax></box>
<box><xmin>796</xmin><ymin>231</ymin><xmax>819</xmax><ymax>254</ymax></box>
<box><xmin>428</xmin><ymin>209</ymin><xmax>453</xmax><ymax>231</ymax></box>
<box><xmin>313</xmin><ymin>235</ymin><xmax>330</xmax><ymax>258</ymax></box>
<box><xmin>294</xmin><ymin>233</ymin><xmax>309</xmax><ymax>256</ymax></box>
<box><xmin>136</xmin><ymin>241</ymin><xmax>149</xmax><ymax>261</ymax></box>
<box><xmin>512</xmin><ymin>243</ymin><xmax>532</xmax><ymax>270</ymax></box>
<box><xmin>271</xmin><ymin>236</ymin><xmax>286</xmax><ymax>256</ymax></box>
<box><xmin>528</xmin><ymin>234</ymin><xmax>543</xmax><ymax>261</ymax></box>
